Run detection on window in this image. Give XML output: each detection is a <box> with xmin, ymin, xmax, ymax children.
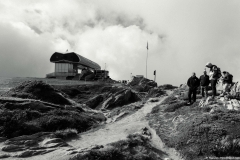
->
<box><xmin>55</xmin><ymin>63</ymin><xmax>73</xmax><ymax>73</ymax></box>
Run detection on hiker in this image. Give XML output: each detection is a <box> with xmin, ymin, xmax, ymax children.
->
<box><xmin>187</xmin><ymin>72</ymin><xmax>200</xmax><ymax>104</ymax></box>
<box><xmin>200</xmin><ymin>71</ymin><xmax>210</xmax><ymax>98</ymax></box>
<box><xmin>205</xmin><ymin>62</ymin><xmax>222</xmax><ymax>98</ymax></box>
<box><xmin>220</xmin><ymin>71</ymin><xmax>233</xmax><ymax>96</ymax></box>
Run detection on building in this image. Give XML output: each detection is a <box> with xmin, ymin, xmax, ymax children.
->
<box><xmin>46</xmin><ymin>52</ymin><xmax>101</xmax><ymax>80</ymax></box>
<box><xmin>135</xmin><ymin>75</ymin><xmax>144</xmax><ymax>78</ymax></box>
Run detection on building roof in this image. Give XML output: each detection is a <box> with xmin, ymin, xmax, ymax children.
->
<box><xmin>50</xmin><ymin>52</ymin><xmax>101</xmax><ymax>70</ymax></box>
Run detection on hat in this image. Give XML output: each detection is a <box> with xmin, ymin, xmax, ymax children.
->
<box><xmin>206</xmin><ymin>62</ymin><xmax>212</xmax><ymax>68</ymax></box>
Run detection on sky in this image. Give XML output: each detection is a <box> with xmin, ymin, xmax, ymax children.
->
<box><xmin>1</xmin><ymin>0</ymin><xmax>240</xmax><ymax>86</ymax></box>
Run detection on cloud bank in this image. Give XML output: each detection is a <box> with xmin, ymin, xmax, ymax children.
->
<box><xmin>1</xmin><ymin>0</ymin><xmax>240</xmax><ymax>85</ymax></box>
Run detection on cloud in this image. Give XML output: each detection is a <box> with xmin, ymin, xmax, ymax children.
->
<box><xmin>1</xmin><ymin>0</ymin><xmax>240</xmax><ymax>85</ymax></box>
<box><xmin>0</xmin><ymin>22</ymin><xmax>54</xmax><ymax>77</ymax></box>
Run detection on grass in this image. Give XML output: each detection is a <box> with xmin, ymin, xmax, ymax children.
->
<box><xmin>2</xmin><ymin>81</ymin><xmax>71</xmax><ymax>105</ymax></box>
<box><xmin>148</xmin><ymin>87</ymin><xmax>240</xmax><ymax>160</ymax></box>
<box><xmin>70</xmin><ymin>133</ymin><xmax>166</xmax><ymax>160</ymax></box>
<box><xmin>0</xmin><ymin>108</ymin><xmax>104</xmax><ymax>138</ymax></box>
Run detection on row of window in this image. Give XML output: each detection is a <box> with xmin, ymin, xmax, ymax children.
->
<box><xmin>55</xmin><ymin>63</ymin><xmax>73</xmax><ymax>73</ymax></box>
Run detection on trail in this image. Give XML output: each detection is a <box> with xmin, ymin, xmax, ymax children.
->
<box><xmin>68</xmin><ymin>93</ymin><xmax>183</xmax><ymax>160</ymax></box>
<box><xmin>1</xmin><ymin>92</ymin><xmax>183</xmax><ymax>160</ymax></box>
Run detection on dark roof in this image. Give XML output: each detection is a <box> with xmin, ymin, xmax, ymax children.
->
<box><xmin>50</xmin><ymin>52</ymin><xmax>101</xmax><ymax>70</ymax></box>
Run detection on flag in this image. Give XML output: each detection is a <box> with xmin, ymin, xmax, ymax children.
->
<box><xmin>146</xmin><ymin>42</ymin><xmax>148</xmax><ymax>50</ymax></box>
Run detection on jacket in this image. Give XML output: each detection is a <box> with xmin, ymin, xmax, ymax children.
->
<box><xmin>187</xmin><ymin>76</ymin><xmax>200</xmax><ymax>90</ymax></box>
<box><xmin>209</xmin><ymin>65</ymin><xmax>219</xmax><ymax>80</ymax></box>
<box><xmin>200</xmin><ymin>75</ymin><xmax>210</xmax><ymax>86</ymax></box>
<box><xmin>223</xmin><ymin>73</ymin><xmax>233</xmax><ymax>84</ymax></box>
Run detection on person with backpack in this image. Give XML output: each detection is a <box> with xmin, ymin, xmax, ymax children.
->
<box><xmin>206</xmin><ymin>62</ymin><xmax>222</xmax><ymax>98</ymax></box>
<box><xmin>200</xmin><ymin>71</ymin><xmax>210</xmax><ymax>98</ymax></box>
<box><xmin>220</xmin><ymin>71</ymin><xmax>233</xmax><ymax>96</ymax></box>
<box><xmin>187</xmin><ymin>72</ymin><xmax>200</xmax><ymax>105</ymax></box>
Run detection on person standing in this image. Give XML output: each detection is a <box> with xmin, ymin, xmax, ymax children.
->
<box><xmin>221</xmin><ymin>71</ymin><xmax>233</xmax><ymax>96</ymax></box>
<box><xmin>205</xmin><ymin>62</ymin><xmax>221</xmax><ymax>98</ymax></box>
<box><xmin>187</xmin><ymin>72</ymin><xmax>200</xmax><ymax>105</ymax></box>
<box><xmin>200</xmin><ymin>71</ymin><xmax>210</xmax><ymax>98</ymax></box>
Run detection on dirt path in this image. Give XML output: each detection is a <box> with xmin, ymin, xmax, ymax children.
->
<box><xmin>68</xmin><ymin>94</ymin><xmax>183</xmax><ymax>160</ymax></box>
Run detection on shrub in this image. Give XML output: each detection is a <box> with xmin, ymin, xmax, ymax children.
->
<box><xmin>161</xmin><ymin>96</ymin><xmax>178</xmax><ymax>105</ymax></box>
<box><xmin>0</xmin><ymin>108</ymin><xmax>104</xmax><ymax>138</ymax></box>
<box><xmin>0</xmin><ymin>109</ymin><xmax>42</xmax><ymax>138</ymax></box>
<box><xmin>164</xmin><ymin>101</ymin><xmax>186</xmax><ymax>112</ymax></box>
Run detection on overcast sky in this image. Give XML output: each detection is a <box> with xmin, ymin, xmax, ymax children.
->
<box><xmin>1</xmin><ymin>0</ymin><xmax>240</xmax><ymax>85</ymax></box>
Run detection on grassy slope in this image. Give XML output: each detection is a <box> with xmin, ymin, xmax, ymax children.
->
<box><xmin>147</xmin><ymin>89</ymin><xmax>240</xmax><ymax>160</ymax></box>
<box><xmin>70</xmin><ymin>133</ymin><xmax>167</xmax><ymax>160</ymax></box>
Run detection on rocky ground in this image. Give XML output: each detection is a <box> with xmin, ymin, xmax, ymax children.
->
<box><xmin>148</xmin><ymin>85</ymin><xmax>240</xmax><ymax>160</ymax></box>
<box><xmin>0</xmin><ymin>78</ymin><xmax>173</xmax><ymax>159</ymax></box>
<box><xmin>1</xmin><ymin>78</ymin><xmax>239</xmax><ymax>160</ymax></box>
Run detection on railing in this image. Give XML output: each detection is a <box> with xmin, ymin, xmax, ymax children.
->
<box><xmin>46</xmin><ymin>72</ymin><xmax>77</xmax><ymax>78</ymax></box>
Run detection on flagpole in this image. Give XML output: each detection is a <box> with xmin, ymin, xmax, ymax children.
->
<box><xmin>146</xmin><ymin>42</ymin><xmax>148</xmax><ymax>79</ymax></box>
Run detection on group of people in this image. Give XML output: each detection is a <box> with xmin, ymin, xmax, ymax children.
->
<box><xmin>187</xmin><ymin>62</ymin><xmax>233</xmax><ymax>105</ymax></box>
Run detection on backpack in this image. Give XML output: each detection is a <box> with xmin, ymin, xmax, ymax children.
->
<box><xmin>213</xmin><ymin>65</ymin><xmax>222</xmax><ymax>80</ymax></box>
<box><xmin>228</xmin><ymin>74</ymin><xmax>233</xmax><ymax>83</ymax></box>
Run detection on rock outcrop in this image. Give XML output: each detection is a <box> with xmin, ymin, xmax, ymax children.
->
<box><xmin>129</xmin><ymin>77</ymin><xmax>157</xmax><ymax>92</ymax></box>
<box><xmin>148</xmin><ymin>87</ymin><xmax>166</xmax><ymax>97</ymax></box>
<box><xmin>0</xmin><ymin>132</ymin><xmax>69</xmax><ymax>158</ymax></box>
<box><xmin>1</xmin><ymin>81</ymin><xmax>71</xmax><ymax>105</ymax></box>
<box><xmin>102</xmin><ymin>89</ymin><xmax>141</xmax><ymax>109</ymax></box>
<box><xmin>148</xmin><ymin>86</ymin><xmax>240</xmax><ymax>160</ymax></box>
<box><xmin>85</xmin><ymin>95</ymin><xmax>104</xmax><ymax>109</ymax></box>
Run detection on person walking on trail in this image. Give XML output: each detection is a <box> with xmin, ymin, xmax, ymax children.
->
<box><xmin>220</xmin><ymin>71</ymin><xmax>233</xmax><ymax>96</ymax></box>
<box><xmin>200</xmin><ymin>71</ymin><xmax>210</xmax><ymax>98</ymax></box>
<box><xmin>205</xmin><ymin>62</ymin><xmax>221</xmax><ymax>99</ymax></box>
<box><xmin>187</xmin><ymin>72</ymin><xmax>200</xmax><ymax>105</ymax></box>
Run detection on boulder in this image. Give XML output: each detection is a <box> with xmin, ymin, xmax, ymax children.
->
<box><xmin>148</xmin><ymin>87</ymin><xmax>166</xmax><ymax>98</ymax></box>
<box><xmin>85</xmin><ymin>95</ymin><xmax>104</xmax><ymax>109</ymax></box>
<box><xmin>102</xmin><ymin>89</ymin><xmax>141</xmax><ymax>109</ymax></box>
<box><xmin>1</xmin><ymin>81</ymin><xmax>71</xmax><ymax>105</ymax></box>
<box><xmin>129</xmin><ymin>77</ymin><xmax>157</xmax><ymax>92</ymax></box>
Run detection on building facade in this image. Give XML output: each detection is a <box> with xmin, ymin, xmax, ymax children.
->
<box><xmin>46</xmin><ymin>52</ymin><xmax>101</xmax><ymax>80</ymax></box>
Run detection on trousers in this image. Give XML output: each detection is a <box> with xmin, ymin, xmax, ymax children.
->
<box><xmin>188</xmin><ymin>88</ymin><xmax>197</xmax><ymax>103</ymax></box>
<box><xmin>201</xmin><ymin>86</ymin><xmax>208</xmax><ymax>97</ymax></box>
<box><xmin>211</xmin><ymin>80</ymin><xmax>217</xmax><ymax>97</ymax></box>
